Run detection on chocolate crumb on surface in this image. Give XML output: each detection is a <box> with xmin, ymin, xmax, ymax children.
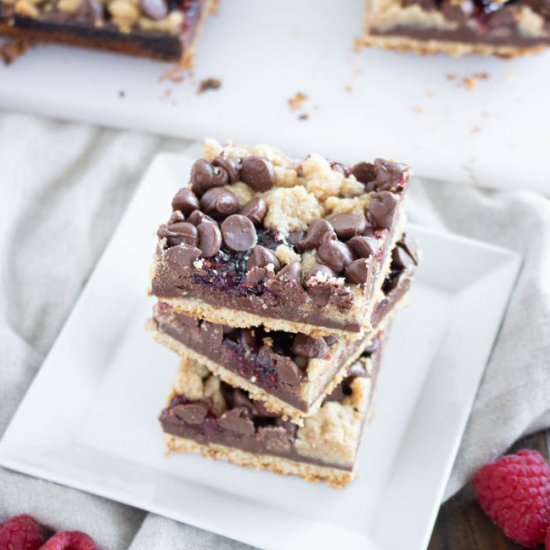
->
<box><xmin>198</xmin><ymin>77</ymin><xmax>221</xmax><ymax>94</ymax></box>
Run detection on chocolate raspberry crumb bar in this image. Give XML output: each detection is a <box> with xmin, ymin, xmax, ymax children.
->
<box><xmin>149</xmin><ymin>235</ymin><xmax>417</xmax><ymax>423</ymax></box>
<box><xmin>0</xmin><ymin>0</ymin><xmax>213</xmax><ymax>62</ymax></box>
<box><xmin>150</xmin><ymin>139</ymin><xmax>411</xmax><ymax>339</ymax></box>
<box><xmin>160</xmin><ymin>337</ymin><xmax>384</xmax><ymax>488</ymax></box>
<box><xmin>362</xmin><ymin>0</ymin><xmax>550</xmax><ymax>57</ymax></box>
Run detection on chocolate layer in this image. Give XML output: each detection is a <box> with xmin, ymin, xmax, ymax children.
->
<box><xmin>153</xmin><ymin>235</ymin><xmax>416</xmax><ymax>411</ymax></box>
<box><xmin>160</xmin><ymin>341</ymin><xmax>382</xmax><ymax>471</ymax></box>
<box><xmin>0</xmin><ymin>0</ymin><xmax>207</xmax><ymax>61</ymax></box>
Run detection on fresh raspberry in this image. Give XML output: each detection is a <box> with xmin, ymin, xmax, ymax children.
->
<box><xmin>0</xmin><ymin>514</ymin><xmax>45</xmax><ymax>550</ymax></box>
<box><xmin>40</xmin><ymin>531</ymin><xmax>97</xmax><ymax>550</ymax></box>
<box><xmin>475</xmin><ymin>449</ymin><xmax>550</xmax><ymax>547</ymax></box>
<box><xmin>546</xmin><ymin>525</ymin><xmax>550</xmax><ymax>549</ymax></box>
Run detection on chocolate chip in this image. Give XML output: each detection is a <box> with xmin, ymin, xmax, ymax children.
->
<box><xmin>218</xmin><ymin>407</ymin><xmax>255</xmax><ymax>435</ymax></box>
<box><xmin>221</xmin><ymin>214</ymin><xmax>257</xmax><ymax>252</ymax></box>
<box><xmin>348</xmin><ymin>235</ymin><xmax>379</xmax><ymax>258</ymax></box>
<box><xmin>326</xmin><ymin>213</ymin><xmax>367</xmax><ymax>240</ymax></box>
<box><xmin>298</xmin><ymin>219</ymin><xmax>333</xmax><ymax>251</ymax></box>
<box><xmin>392</xmin><ymin>242</ymin><xmax>417</xmax><ymax>270</ymax></box>
<box><xmin>306</xmin><ymin>262</ymin><xmax>336</xmax><ymax>280</ymax></box>
<box><xmin>200</xmin><ymin>187</ymin><xmax>240</xmax><ymax>219</ymax></box>
<box><xmin>373</xmin><ymin>159</ymin><xmax>407</xmax><ymax>191</ymax></box>
<box><xmin>315</xmin><ymin>231</ymin><xmax>355</xmax><ymax>273</ymax></box>
<box><xmin>277</xmin><ymin>262</ymin><xmax>302</xmax><ymax>284</ymax></box>
<box><xmin>239</xmin><ymin>197</ymin><xmax>267</xmax><ymax>225</ymax></box>
<box><xmin>240</xmin><ymin>157</ymin><xmax>275</xmax><ymax>192</ymax></box>
<box><xmin>350</xmin><ymin>161</ymin><xmax>376</xmax><ymax>185</ymax></box>
<box><xmin>368</xmin><ymin>191</ymin><xmax>398</xmax><ymax>229</ymax></box>
<box><xmin>212</xmin><ymin>156</ymin><xmax>242</xmax><ymax>183</ymax></box>
<box><xmin>345</xmin><ymin>259</ymin><xmax>370</xmax><ymax>284</ymax></box>
<box><xmin>171</xmin><ymin>188</ymin><xmax>200</xmax><ymax>214</ymax></box>
<box><xmin>140</xmin><ymin>0</ymin><xmax>167</xmax><ymax>19</ymax></box>
<box><xmin>165</xmin><ymin>244</ymin><xmax>201</xmax><ymax>269</ymax></box>
<box><xmin>190</xmin><ymin>159</ymin><xmax>229</xmax><ymax>196</ymax></box>
<box><xmin>292</xmin><ymin>334</ymin><xmax>329</xmax><ymax>359</ymax></box>
<box><xmin>324</xmin><ymin>335</ymin><xmax>339</xmax><ymax>346</ymax></box>
<box><xmin>187</xmin><ymin>210</ymin><xmax>216</xmax><ymax>226</ymax></box>
<box><xmin>197</xmin><ymin>221</ymin><xmax>222</xmax><ymax>257</ymax></box>
<box><xmin>276</xmin><ymin>358</ymin><xmax>302</xmax><ymax>386</ymax></box>
<box><xmin>173</xmin><ymin>402</ymin><xmax>208</xmax><ymax>424</ymax></box>
<box><xmin>397</xmin><ymin>235</ymin><xmax>419</xmax><ymax>265</ymax></box>
<box><xmin>165</xmin><ymin>222</ymin><xmax>198</xmax><ymax>247</ymax></box>
<box><xmin>247</xmin><ymin>245</ymin><xmax>280</xmax><ymax>271</ymax></box>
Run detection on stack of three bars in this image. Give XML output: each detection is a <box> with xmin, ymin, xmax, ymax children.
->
<box><xmin>148</xmin><ymin>139</ymin><xmax>418</xmax><ymax>487</ymax></box>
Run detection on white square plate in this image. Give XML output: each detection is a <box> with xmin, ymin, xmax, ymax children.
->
<box><xmin>0</xmin><ymin>153</ymin><xmax>520</xmax><ymax>550</ymax></box>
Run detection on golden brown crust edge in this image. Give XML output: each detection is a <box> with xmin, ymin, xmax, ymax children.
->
<box><xmin>164</xmin><ymin>435</ymin><xmax>355</xmax><ymax>488</ymax></box>
<box><xmin>361</xmin><ymin>33</ymin><xmax>549</xmax><ymax>58</ymax></box>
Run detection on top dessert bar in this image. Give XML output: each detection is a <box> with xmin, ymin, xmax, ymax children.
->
<box><xmin>150</xmin><ymin>139</ymin><xmax>410</xmax><ymax>339</ymax></box>
<box><xmin>0</xmin><ymin>0</ymin><xmax>212</xmax><ymax>61</ymax></box>
<box><xmin>362</xmin><ymin>0</ymin><xmax>550</xmax><ymax>57</ymax></box>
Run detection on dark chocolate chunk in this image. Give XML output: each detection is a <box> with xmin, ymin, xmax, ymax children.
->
<box><xmin>350</xmin><ymin>161</ymin><xmax>376</xmax><ymax>186</ymax></box>
<box><xmin>218</xmin><ymin>407</ymin><xmax>255</xmax><ymax>435</ymax></box>
<box><xmin>140</xmin><ymin>0</ymin><xmax>168</xmax><ymax>19</ymax></box>
<box><xmin>200</xmin><ymin>188</ymin><xmax>240</xmax><ymax>219</ymax></box>
<box><xmin>324</xmin><ymin>335</ymin><xmax>339</xmax><ymax>346</ymax></box>
<box><xmin>213</xmin><ymin>156</ymin><xmax>242</xmax><ymax>183</ymax></box>
<box><xmin>368</xmin><ymin>191</ymin><xmax>398</xmax><ymax>229</ymax></box>
<box><xmin>172</xmin><ymin>188</ymin><xmax>200</xmax><ymax>215</ymax></box>
<box><xmin>239</xmin><ymin>330</ymin><xmax>257</xmax><ymax>352</ymax></box>
<box><xmin>165</xmin><ymin>244</ymin><xmax>201</xmax><ymax>269</ymax></box>
<box><xmin>298</xmin><ymin>219</ymin><xmax>333</xmax><ymax>251</ymax></box>
<box><xmin>345</xmin><ymin>259</ymin><xmax>370</xmax><ymax>285</ymax></box>
<box><xmin>373</xmin><ymin>159</ymin><xmax>407</xmax><ymax>191</ymax></box>
<box><xmin>187</xmin><ymin>210</ymin><xmax>216</xmax><ymax>226</ymax></box>
<box><xmin>292</xmin><ymin>333</ymin><xmax>329</xmax><ymax>359</ymax></box>
<box><xmin>240</xmin><ymin>157</ymin><xmax>275</xmax><ymax>192</ymax></box>
<box><xmin>197</xmin><ymin>222</ymin><xmax>222</xmax><ymax>258</ymax></box>
<box><xmin>392</xmin><ymin>240</ymin><xmax>417</xmax><ymax>270</ymax></box>
<box><xmin>277</xmin><ymin>262</ymin><xmax>302</xmax><ymax>284</ymax></box>
<box><xmin>190</xmin><ymin>159</ymin><xmax>229</xmax><ymax>196</ymax></box>
<box><xmin>248</xmin><ymin>245</ymin><xmax>280</xmax><ymax>271</ymax></box>
<box><xmin>348</xmin><ymin>235</ymin><xmax>379</xmax><ymax>258</ymax></box>
<box><xmin>276</xmin><ymin>358</ymin><xmax>302</xmax><ymax>386</ymax></box>
<box><xmin>306</xmin><ymin>262</ymin><xmax>336</xmax><ymax>280</ymax></box>
<box><xmin>221</xmin><ymin>215</ymin><xmax>257</xmax><ymax>252</ymax></box>
<box><xmin>240</xmin><ymin>197</ymin><xmax>267</xmax><ymax>225</ymax></box>
<box><xmin>326</xmin><ymin>213</ymin><xmax>367</xmax><ymax>240</ymax></box>
<box><xmin>315</xmin><ymin>231</ymin><xmax>355</xmax><ymax>273</ymax></box>
<box><xmin>166</xmin><ymin>222</ymin><xmax>198</xmax><ymax>247</ymax></box>
<box><xmin>172</xmin><ymin>402</ymin><xmax>208</xmax><ymax>424</ymax></box>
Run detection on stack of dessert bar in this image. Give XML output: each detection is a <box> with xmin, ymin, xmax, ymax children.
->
<box><xmin>147</xmin><ymin>139</ymin><xmax>419</xmax><ymax>487</ymax></box>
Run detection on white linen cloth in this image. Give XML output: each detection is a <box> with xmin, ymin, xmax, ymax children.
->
<box><xmin>1</xmin><ymin>112</ymin><xmax>549</xmax><ymax>548</ymax></box>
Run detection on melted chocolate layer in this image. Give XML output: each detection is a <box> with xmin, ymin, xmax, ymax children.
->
<box><xmin>160</xmin><ymin>343</ymin><xmax>382</xmax><ymax>471</ymax></box>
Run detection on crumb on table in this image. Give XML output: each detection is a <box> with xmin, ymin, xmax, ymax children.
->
<box><xmin>198</xmin><ymin>78</ymin><xmax>222</xmax><ymax>94</ymax></box>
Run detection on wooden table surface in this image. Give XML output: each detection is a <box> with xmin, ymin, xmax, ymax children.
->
<box><xmin>428</xmin><ymin>432</ymin><xmax>549</xmax><ymax>549</ymax></box>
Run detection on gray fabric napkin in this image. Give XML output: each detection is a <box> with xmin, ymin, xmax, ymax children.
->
<box><xmin>1</xmin><ymin>112</ymin><xmax>549</xmax><ymax>548</ymax></box>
